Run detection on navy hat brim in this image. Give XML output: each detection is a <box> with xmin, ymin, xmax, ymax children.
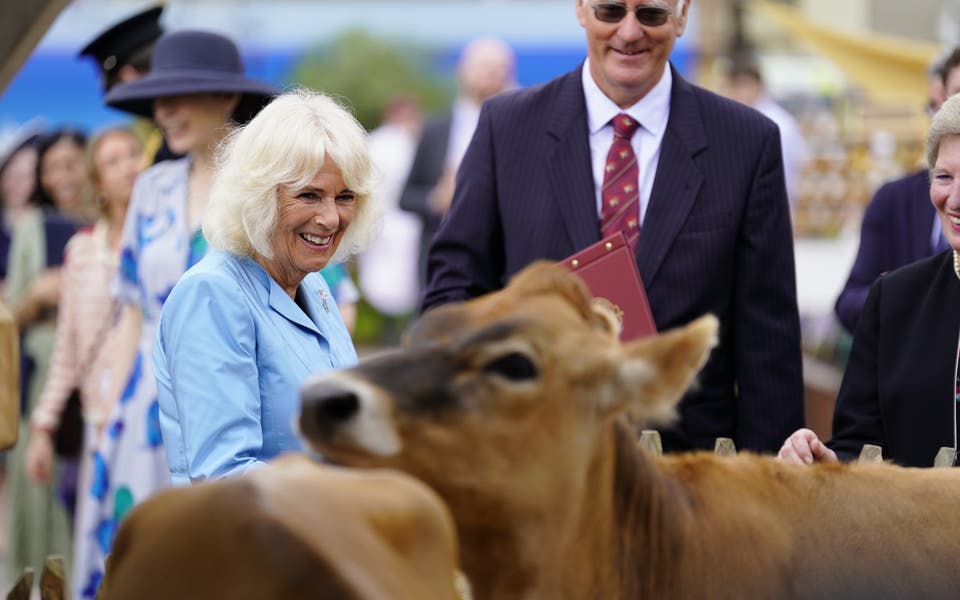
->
<box><xmin>104</xmin><ymin>70</ymin><xmax>277</xmax><ymax>122</ymax></box>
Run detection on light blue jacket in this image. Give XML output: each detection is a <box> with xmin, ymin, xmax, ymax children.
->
<box><xmin>153</xmin><ymin>251</ymin><xmax>357</xmax><ymax>485</ymax></box>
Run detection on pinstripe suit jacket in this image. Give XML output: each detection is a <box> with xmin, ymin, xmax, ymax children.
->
<box><xmin>422</xmin><ymin>63</ymin><xmax>804</xmax><ymax>453</ymax></box>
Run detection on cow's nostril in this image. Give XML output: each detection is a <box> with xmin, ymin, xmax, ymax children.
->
<box><xmin>316</xmin><ymin>390</ymin><xmax>360</xmax><ymax>424</ymax></box>
<box><xmin>300</xmin><ymin>381</ymin><xmax>363</xmax><ymax>438</ymax></box>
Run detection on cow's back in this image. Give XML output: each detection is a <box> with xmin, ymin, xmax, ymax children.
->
<box><xmin>657</xmin><ymin>452</ymin><xmax>960</xmax><ymax>599</ymax></box>
<box><xmin>98</xmin><ymin>455</ymin><xmax>461</xmax><ymax>600</ymax></box>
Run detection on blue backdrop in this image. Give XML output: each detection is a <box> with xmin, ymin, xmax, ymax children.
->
<box><xmin>0</xmin><ymin>44</ymin><xmax>696</xmax><ymax>133</ymax></box>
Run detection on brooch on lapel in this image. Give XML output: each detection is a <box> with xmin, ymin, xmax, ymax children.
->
<box><xmin>319</xmin><ymin>288</ymin><xmax>330</xmax><ymax>313</ymax></box>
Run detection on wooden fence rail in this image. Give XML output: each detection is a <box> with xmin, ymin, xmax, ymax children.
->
<box><xmin>639</xmin><ymin>431</ymin><xmax>957</xmax><ymax>469</ymax></box>
<box><xmin>6</xmin><ymin>555</ymin><xmax>66</xmax><ymax>600</ymax></box>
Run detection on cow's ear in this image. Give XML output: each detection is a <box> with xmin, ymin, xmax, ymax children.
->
<box><xmin>601</xmin><ymin>315</ymin><xmax>718</xmax><ymax>423</ymax></box>
<box><xmin>589</xmin><ymin>297</ymin><xmax>623</xmax><ymax>337</ymax></box>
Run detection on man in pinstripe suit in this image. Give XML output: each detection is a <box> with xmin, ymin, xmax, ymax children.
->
<box><xmin>421</xmin><ymin>0</ymin><xmax>803</xmax><ymax>454</ymax></box>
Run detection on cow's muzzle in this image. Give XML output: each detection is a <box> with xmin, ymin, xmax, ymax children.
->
<box><xmin>298</xmin><ymin>374</ymin><xmax>402</xmax><ymax>457</ymax></box>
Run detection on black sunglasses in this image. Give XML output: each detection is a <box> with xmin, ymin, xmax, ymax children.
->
<box><xmin>591</xmin><ymin>2</ymin><xmax>673</xmax><ymax>26</ymax></box>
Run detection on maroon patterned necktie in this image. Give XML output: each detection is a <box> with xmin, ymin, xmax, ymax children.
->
<box><xmin>600</xmin><ymin>113</ymin><xmax>641</xmax><ymax>252</ymax></box>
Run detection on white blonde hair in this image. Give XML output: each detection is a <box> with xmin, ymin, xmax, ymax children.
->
<box><xmin>928</xmin><ymin>93</ymin><xmax>960</xmax><ymax>169</ymax></box>
<box><xmin>203</xmin><ymin>88</ymin><xmax>380</xmax><ymax>263</ymax></box>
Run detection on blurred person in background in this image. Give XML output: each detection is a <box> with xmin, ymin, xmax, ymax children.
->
<box><xmin>0</xmin><ymin>129</ymin><xmax>41</xmax><ymax>295</ymax></box>
<box><xmin>72</xmin><ymin>30</ymin><xmax>274</xmax><ymax>597</ymax></box>
<box><xmin>400</xmin><ymin>37</ymin><xmax>516</xmax><ymax>291</ymax></box>
<box><xmin>724</xmin><ymin>55</ymin><xmax>809</xmax><ymax>214</ymax></box>
<box><xmin>780</xmin><ymin>92</ymin><xmax>960</xmax><ymax>468</ymax></box>
<box><xmin>423</xmin><ymin>0</ymin><xmax>803</xmax><ymax>453</ymax></box>
<box><xmin>22</xmin><ymin>127</ymin><xmax>141</xmax><ymax>599</ymax></box>
<box><xmin>9</xmin><ymin>130</ymin><xmax>91</xmax><ymax>404</ymax></box>
<box><xmin>4</xmin><ymin>128</ymin><xmax>90</xmax><ymax>583</ymax></box>
<box><xmin>0</xmin><ymin>125</ymin><xmax>40</xmax><ymax>517</ymax></box>
<box><xmin>79</xmin><ymin>5</ymin><xmax>163</xmax><ymax>93</ymax></box>
<box><xmin>78</xmin><ymin>4</ymin><xmax>179</xmax><ymax>166</ymax></box>
<box><xmin>357</xmin><ymin>96</ymin><xmax>423</xmax><ymax>335</ymax></box>
<box><xmin>32</xmin><ymin>129</ymin><xmax>98</xmax><ymax>225</ymax></box>
<box><xmin>834</xmin><ymin>55</ymin><xmax>955</xmax><ymax>334</ymax></box>
<box><xmin>154</xmin><ymin>89</ymin><xmax>377</xmax><ymax>484</ymax></box>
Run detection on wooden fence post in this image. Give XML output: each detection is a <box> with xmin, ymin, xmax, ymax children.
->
<box><xmin>714</xmin><ymin>437</ymin><xmax>737</xmax><ymax>456</ymax></box>
<box><xmin>40</xmin><ymin>554</ymin><xmax>67</xmax><ymax>600</ymax></box>
<box><xmin>933</xmin><ymin>447</ymin><xmax>957</xmax><ymax>468</ymax></box>
<box><xmin>6</xmin><ymin>568</ymin><xmax>33</xmax><ymax>600</ymax></box>
<box><xmin>858</xmin><ymin>444</ymin><xmax>883</xmax><ymax>463</ymax></box>
<box><xmin>638</xmin><ymin>430</ymin><xmax>663</xmax><ymax>457</ymax></box>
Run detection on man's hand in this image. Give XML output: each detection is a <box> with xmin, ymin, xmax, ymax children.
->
<box><xmin>778</xmin><ymin>428</ymin><xmax>839</xmax><ymax>465</ymax></box>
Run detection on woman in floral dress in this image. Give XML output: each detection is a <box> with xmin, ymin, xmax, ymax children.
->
<box><xmin>73</xmin><ymin>30</ymin><xmax>274</xmax><ymax>598</ymax></box>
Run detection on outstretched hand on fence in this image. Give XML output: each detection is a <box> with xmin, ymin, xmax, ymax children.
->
<box><xmin>778</xmin><ymin>428</ymin><xmax>839</xmax><ymax>465</ymax></box>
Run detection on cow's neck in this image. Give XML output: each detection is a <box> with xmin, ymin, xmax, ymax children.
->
<box><xmin>454</xmin><ymin>422</ymin><xmax>694</xmax><ymax>599</ymax></box>
<box><xmin>606</xmin><ymin>423</ymin><xmax>697</xmax><ymax>597</ymax></box>
<box><xmin>450</xmin><ymin>425</ymin><xmax>620</xmax><ymax>599</ymax></box>
<box><xmin>448</xmin><ymin>494</ymin><xmax>542</xmax><ymax>599</ymax></box>
<box><xmin>526</xmin><ymin>422</ymin><xmax>695</xmax><ymax>598</ymax></box>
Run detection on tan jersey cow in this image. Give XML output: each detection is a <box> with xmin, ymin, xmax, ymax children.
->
<box><xmin>96</xmin><ymin>454</ymin><xmax>462</xmax><ymax>600</ymax></box>
<box><xmin>300</xmin><ymin>261</ymin><xmax>960</xmax><ymax>600</ymax></box>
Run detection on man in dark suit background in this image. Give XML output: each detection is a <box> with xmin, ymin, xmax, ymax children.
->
<box><xmin>400</xmin><ymin>37</ymin><xmax>516</xmax><ymax>290</ymax></box>
<box><xmin>422</xmin><ymin>0</ymin><xmax>804</xmax><ymax>453</ymax></box>
<box><xmin>835</xmin><ymin>52</ymin><xmax>957</xmax><ymax>334</ymax></box>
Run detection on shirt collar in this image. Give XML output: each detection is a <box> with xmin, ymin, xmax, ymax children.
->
<box><xmin>582</xmin><ymin>59</ymin><xmax>672</xmax><ymax>136</ymax></box>
<box><xmin>452</xmin><ymin>96</ymin><xmax>481</xmax><ymax>123</ymax></box>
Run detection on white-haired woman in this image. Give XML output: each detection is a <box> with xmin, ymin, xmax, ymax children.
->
<box><xmin>153</xmin><ymin>89</ymin><xmax>380</xmax><ymax>484</ymax></box>
<box><xmin>779</xmin><ymin>92</ymin><xmax>960</xmax><ymax>468</ymax></box>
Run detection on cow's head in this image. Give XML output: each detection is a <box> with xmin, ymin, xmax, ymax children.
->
<box><xmin>299</xmin><ymin>261</ymin><xmax>716</xmax><ymax>516</ymax></box>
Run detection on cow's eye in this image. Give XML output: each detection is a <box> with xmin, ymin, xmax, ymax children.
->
<box><xmin>483</xmin><ymin>352</ymin><xmax>538</xmax><ymax>381</ymax></box>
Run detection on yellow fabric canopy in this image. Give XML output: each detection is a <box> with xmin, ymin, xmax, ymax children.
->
<box><xmin>749</xmin><ymin>0</ymin><xmax>940</xmax><ymax>106</ymax></box>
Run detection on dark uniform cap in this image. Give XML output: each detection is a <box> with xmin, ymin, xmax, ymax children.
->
<box><xmin>78</xmin><ymin>5</ymin><xmax>164</xmax><ymax>77</ymax></box>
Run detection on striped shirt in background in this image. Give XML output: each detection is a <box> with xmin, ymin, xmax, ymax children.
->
<box><xmin>31</xmin><ymin>220</ymin><xmax>119</xmax><ymax>432</ymax></box>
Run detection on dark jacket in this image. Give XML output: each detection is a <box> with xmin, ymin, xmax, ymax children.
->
<box><xmin>835</xmin><ymin>170</ymin><xmax>937</xmax><ymax>334</ymax></box>
<box><xmin>399</xmin><ymin>114</ymin><xmax>452</xmax><ymax>290</ymax></box>
<box><xmin>422</xmin><ymin>64</ymin><xmax>803</xmax><ymax>453</ymax></box>
<box><xmin>829</xmin><ymin>250</ymin><xmax>959</xmax><ymax>467</ymax></box>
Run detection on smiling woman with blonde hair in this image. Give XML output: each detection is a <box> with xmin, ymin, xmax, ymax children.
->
<box><xmin>154</xmin><ymin>88</ymin><xmax>380</xmax><ymax>486</ymax></box>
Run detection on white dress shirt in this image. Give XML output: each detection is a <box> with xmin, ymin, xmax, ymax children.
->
<box><xmin>446</xmin><ymin>97</ymin><xmax>482</xmax><ymax>170</ymax></box>
<box><xmin>582</xmin><ymin>59</ymin><xmax>673</xmax><ymax>226</ymax></box>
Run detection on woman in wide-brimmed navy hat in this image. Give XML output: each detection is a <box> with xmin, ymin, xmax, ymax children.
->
<box><xmin>104</xmin><ymin>29</ymin><xmax>276</xmax><ymax>126</ymax></box>
<box><xmin>77</xmin><ymin>30</ymin><xmax>276</xmax><ymax>598</ymax></box>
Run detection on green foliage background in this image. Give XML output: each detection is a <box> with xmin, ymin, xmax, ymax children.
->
<box><xmin>294</xmin><ymin>30</ymin><xmax>454</xmax><ymax>345</ymax></box>
<box><xmin>292</xmin><ymin>29</ymin><xmax>455</xmax><ymax>130</ymax></box>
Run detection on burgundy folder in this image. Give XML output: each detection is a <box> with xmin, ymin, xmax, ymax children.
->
<box><xmin>558</xmin><ymin>232</ymin><xmax>657</xmax><ymax>341</ymax></box>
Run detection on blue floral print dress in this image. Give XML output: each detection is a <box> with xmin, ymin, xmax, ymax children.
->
<box><xmin>74</xmin><ymin>158</ymin><xmax>208</xmax><ymax>598</ymax></box>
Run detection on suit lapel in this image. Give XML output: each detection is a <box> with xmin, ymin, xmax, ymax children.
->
<box><xmin>298</xmin><ymin>278</ymin><xmax>349</xmax><ymax>366</ymax></box>
<box><xmin>429</xmin><ymin>115</ymin><xmax>453</xmax><ymax>181</ymax></box>
<box><xmin>637</xmin><ymin>67</ymin><xmax>707</xmax><ymax>287</ymax></box>
<box><xmin>234</xmin><ymin>257</ymin><xmax>327</xmax><ymax>375</ymax></box>
<box><xmin>546</xmin><ymin>65</ymin><xmax>601</xmax><ymax>251</ymax></box>
<box><xmin>267</xmin><ymin>277</ymin><xmax>321</xmax><ymax>336</ymax></box>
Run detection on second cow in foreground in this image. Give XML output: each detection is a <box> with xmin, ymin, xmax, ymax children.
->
<box><xmin>300</xmin><ymin>261</ymin><xmax>960</xmax><ymax>600</ymax></box>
